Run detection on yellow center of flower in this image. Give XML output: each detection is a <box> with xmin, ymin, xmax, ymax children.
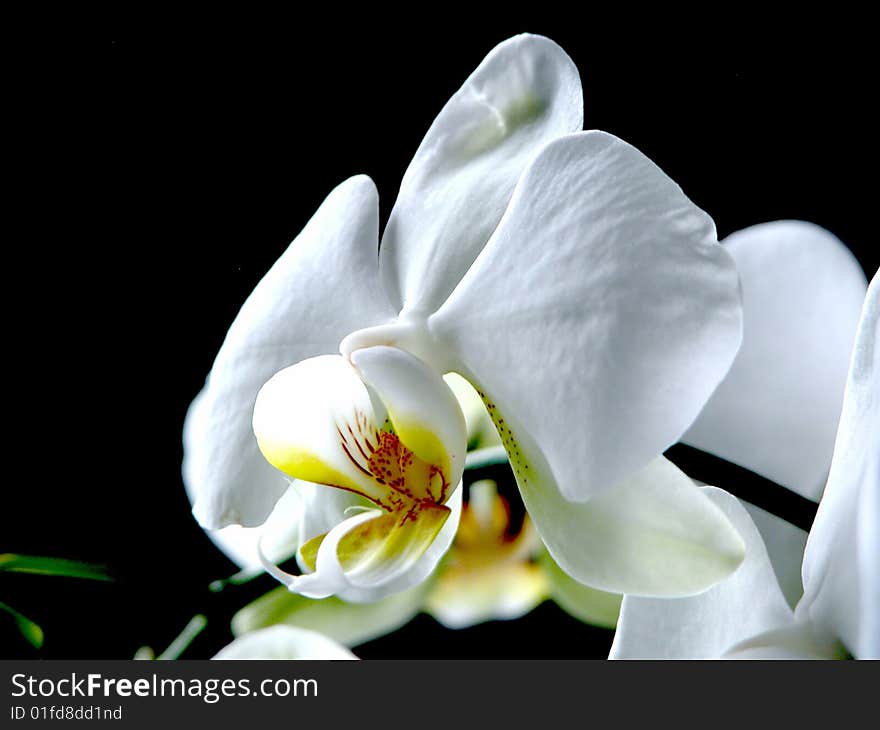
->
<box><xmin>443</xmin><ymin>481</ymin><xmax>537</xmax><ymax>572</ymax></box>
<box><xmin>423</xmin><ymin>480</ymin><xmax>548</xmax><ymax>626</ymax></box>
<box><xmin>336</xmin><ymin>414</ymin><xmax>450</xmax><ymax>515</ymax></box>
<box><xmin>331</xmin><ymin>409</ymin><xmax>450</xmax><ymax>518</ymax></box>
<box><xmin>298</xmin><ymin>419</ymin><xmax>454</xmax><ymax>574</ymax></box>
<box><xmin>251</xmin><ymin>350</ymin><xmax>466</xmax><ymax>591</ymax></box>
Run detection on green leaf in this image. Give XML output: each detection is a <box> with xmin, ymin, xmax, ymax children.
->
<box><xmin>0</xmin><ymin>554</ymin><xmax>112</xmax><ymax>582</ymax></box>
<box><xmin>0</xmin><ymin>601</ymin><xmax>44</xmax><ymax>648</ymax></box>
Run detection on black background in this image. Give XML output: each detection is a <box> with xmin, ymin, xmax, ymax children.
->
<box><xmin>4</xmin><ymin>21</ymin><xmax>876</xmax><ymax>659</ymax></box>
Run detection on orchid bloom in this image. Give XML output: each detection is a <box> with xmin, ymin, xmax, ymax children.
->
<box><xmin>184</xmin><ymin>33</ymin><xmax>747</xmax><ymax>604</ymax></box>
<box><xmin>252</xmin><ymin>346</ymin><xmax>466</xmax><ymax>600</ymax></box>
<box><xmin>611</xmin><ymin>270</ymin><xmax>878</xmax><ymax>659</ymax></box>
<box><xmin>214</xmin><ymin>625</ymin><xmax>356</xmax><ymax>660</ymax></box>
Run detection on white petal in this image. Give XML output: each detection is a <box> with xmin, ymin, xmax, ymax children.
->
<box><xmin>380</xmin><ymin>34</ymin><xmax>582</xmax><ymax>314</ymax></box>
<box><xmin>213</xmin><ymin>625</ymin><xmax>356</xmax><ymax>660</ymax></box>
<box><xmin>231</xmin><ymin>583</ymin><xmax>428</xmax><ymax>648</ymax></box>
<box><xmin>282</xmin><ymin>486</ymin><xmax>463</xmax><ymax>603</ymax></box>
<box><xmin>259</xmin><ymin>508</ymin><xmax>380</xmax><ymax>600</ymax></box>
<box><xmin>201</xmin><ymin>485</ymin><xmax>303</xmax><ymax>572</ymax></box>
<box><xmin>292</xmin><ymin>480</ymin><xmax>447</xmax><ymax>601</ymax></box>
<box><xmin>742</xmin><ymin>501</ymin><xmax>807</xmax><ymax>610</ymax></box>
<box><xmin>350</xmin><ymin>346</ymin><xmax>467</xmax><ymax>490</ymax></box>
<box><xmin>798</xmin><ymin>272</ymin><xmax>879</xmax><ymax>658</ymax></box>
<box><xmin>723</xmin><ymin>622</ymin><xmax>846</xmax><ymax>660</ymax></box>
<box><xmin>537</xmin><ymin>548</ymin><xmax>621</xmax><ymax>628</ymax></box>
<box><xmin>520</xmin><ymin>456</ymin><xmax>745</xmax><ymax>597</ymax></box>
<box><xmin>253</xmin><ymin>355</ymin><xmax>391</xmax><ymax>505</ymax></box>
<box><xmin>684</xmin><ymin>221</ymin><xmax>867</xmax><ymax>499</ymax></box>
<box><xmin>432</xmin><ymin>131</ymin><xmax>742</xmax><ymax>502</ymax></box>
<box><xmin>609</xmin><ymin>487</ymin><xmax>793</xmax><ymax>659</ymax></box>
<box><xmin>185</xmin><ymin>176</ymin><xmax>395</xmax><ymax>529</ymax></box>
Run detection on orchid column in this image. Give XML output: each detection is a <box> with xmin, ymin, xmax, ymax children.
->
<box><xmin>184</xmin><ymin>34</ymin><xmax>747</xmax><ymax>603</ymax></box>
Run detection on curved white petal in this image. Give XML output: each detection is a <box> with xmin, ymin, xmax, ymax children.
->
<box><xmin>380</xmin><ymin>33</ymin><xmax>583</xmax><ymax>314</ymax></box>
<box><xmin>742</xmin><ymin>501</ymin><xmax>808</xmax><ymax>610</ymax></box>
<box><xmin>213</xmin><ymin>625</ymin><xmax>356</xmax><ymax>660</ymax></box>
<box><xmin>723</xmin><ymin>622</ymin><xmax>846</xmax><ymax>660</ymax></box>
<box><xmin>272</xmin><ymin>486</ymin><xmax>463</xmax><ymax>603</ymax></box>
<box><xmin>537</xmin><ymin>548</ymin><xmax>621</xmax><ymax>628</ymax></box>
<box><xmin>431</xmin><ymin>131</ymin><xmax>742</xmax><ymax>502</ymax></box>
<box><xmin>185</xmin><ymin>176</ymin><xmax>395</xmax><ymax>529</ymax></box>
<box><xmin>520</xmin><ymin>456</ymin><xmax>745</xmax><ymax>597</ymax></box>
<box><xmin>255</xmin><ymin>349</ymin><xmax>466</xmax><ymax>513</ymax></box>
<box><xmin>610</xmin><ymin>487</ymin><xmax>793</xmax><ymax>659</ymax></box>
<box><xmin>253</xmin><ymin>355</ymin><xmax>392</xmax><ymax>504</ymax></box>
<box><xmin>684</xmin><ymin>221</ymin><xmax>867</xmax><ymax>499</ymax></box>
<box><xmin>798</xmin><ymin>272</ymin><xmax>879</xmax><ymax>658</ymax></box>
<box><xmin>260</xmin><ymin>508</ymin><xmax>379</xmax><ymax>599</ymax></box>
<box><xmin>231</xmin><ymin>583</ymin><xmax>428</xmax><ymax>648</ymax></box>
<box><xmin>335</xmin><ymin>485</ymin><xmax>463</xmax><ymax>603</ymax></box>
<box><xmin>200</xmin><ymin>485</ymin><xmax>303</xmax><ymax>572</ymax></box>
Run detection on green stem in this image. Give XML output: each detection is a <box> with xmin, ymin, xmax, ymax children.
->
<box><xmin>156</xmin><ymin>614</ymin><xmax>207</xmax><ymax>660</ymax></box>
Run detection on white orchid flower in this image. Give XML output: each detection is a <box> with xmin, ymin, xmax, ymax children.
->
<box><xmin>611</xmin><ymin>271</ymin><xmax>878</xmax><ymax>659</ymax></box>
<box><xmin>683</xmin><ymin>221</ymin><xmax>868</xmax><ymax>500</ymax></box>
<box><xmin>214</xmin><ymin>625</ymin><xmax>356</xmax><ymax>660</ymax></box>
<box><xmin>184</xmin><ymin>33</ymin><xmax>746</xmax><ymax>602</ymax></box>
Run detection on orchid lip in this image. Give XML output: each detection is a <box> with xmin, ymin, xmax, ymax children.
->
<box><xmin>250</xmin><ymin>347</ymin><xmax>467</xmax><ymax>600</ymax></box>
